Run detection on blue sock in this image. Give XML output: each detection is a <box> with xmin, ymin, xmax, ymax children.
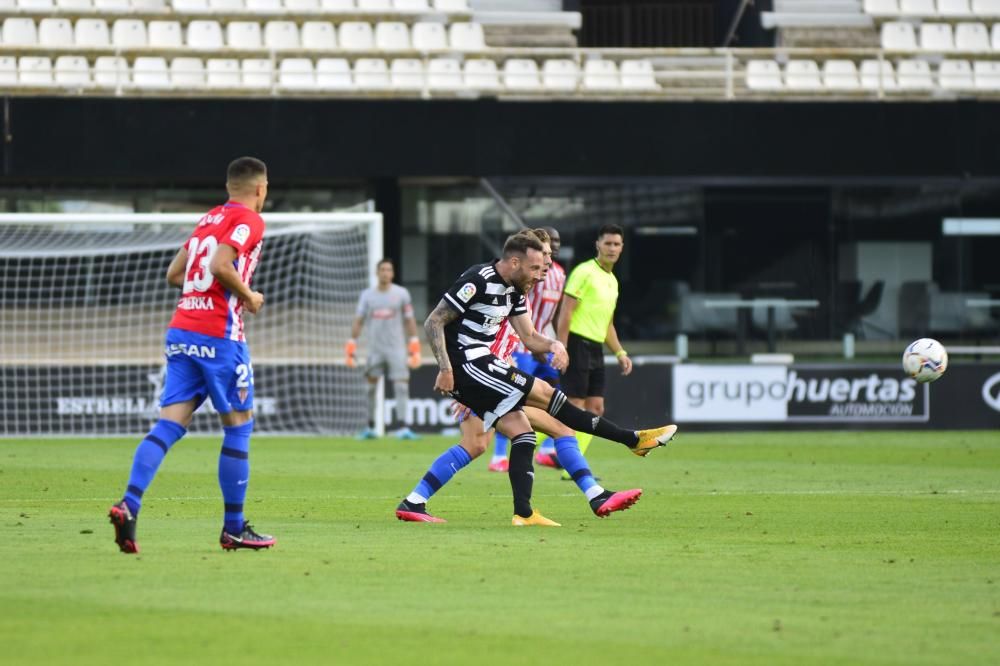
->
<box><xmin>554</xmin><ymin>436</ymin><xmax>598</xmax><ymax>495</ymax></box>
<box><xmin>407</xmin><ymin>445</ymin><xmax>472</xmax><ymax>503</ymax></box>
<box><xmin>219</xmin><ymin>420</ymin><xmax>253</xmax><ymax>535</ymax></box>
<box><xmin>493</xmin><ymin>433</ymin><xmax>509</xmax><ymax>459</ymax></box>
<box><xmin>122</xmin><ymin>419</ymin><xmax>186</xmax><ymax>516</ymax></box>
<box><xmin>538</xmin><ymin>436</ymin><xmax>556</xmax><ymax>454</ymax></box>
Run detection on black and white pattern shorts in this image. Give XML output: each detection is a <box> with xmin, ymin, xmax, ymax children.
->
<box><xmin>449</xmin><ymin>353</ymin><xmax>536</xmax><ymax>430</ymax></box>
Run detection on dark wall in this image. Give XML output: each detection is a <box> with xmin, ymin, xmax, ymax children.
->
<box><xmin>5</xmin><ymin>97</ymin><xmax>1000</xmax><ymax>186</ymax></box>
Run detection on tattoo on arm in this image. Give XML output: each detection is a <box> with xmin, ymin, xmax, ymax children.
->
<box><xmin>424</xmin><ymin>300</ymin><xmax>459</xmax><ymax>370</ymax></box>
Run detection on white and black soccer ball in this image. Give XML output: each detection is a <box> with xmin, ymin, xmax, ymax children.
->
<box><xmin>902</xmin><ymin>338</ymin><xmax>948</xmax><ymax>383</ymax></box>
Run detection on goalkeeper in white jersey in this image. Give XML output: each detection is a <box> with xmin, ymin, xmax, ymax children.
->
<box><xmin>346</xmin><ymin>258</ymin><xmax>422</xmax><ymax>439</ymax></box>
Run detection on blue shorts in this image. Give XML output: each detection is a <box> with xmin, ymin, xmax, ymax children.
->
<box><xmin>160</xmin><ymin>328</ymin><xmax>254</xmax><ymax>414</ymax></box>
<box><xmin>511</xmin><ymin>350</ymin><xmax>560</xmax><ymax>385</ymax></box>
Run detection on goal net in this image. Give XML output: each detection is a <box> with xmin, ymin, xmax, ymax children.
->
<box><xmin>0</xmin><ymin>212</ymin><xmax>382</xmax><ymax>436</ymax></box>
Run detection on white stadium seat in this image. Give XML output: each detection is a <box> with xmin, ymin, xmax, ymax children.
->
<box><xmin>897</xmin><ymin>59</ymin><xmax>934</xmax><ymax>88</ymax></box>
<box><xmin>18</xmin><ymin>0</ymin><xmax>52</xmax><ymax>8</ymax></box>
<box><xmin>992</xmin><ymin>23</ymin><xmax>1000</xmax><ymax>49</ymax></box>
<box><xmin>316</xmin><ymin>57</ymin><xmax>351</xmax><ymax>88</ymax></box>
<box><xmin>541</xmin><ymin>59</ymin><xmax>578</xmax><ymax>90</ymax></box>
<box><xmin>302</xmin><ymin>22</ymin><xmax>337</xmax><ymax>49</ymax></box>
<box><xmin>375</xmin><ymin>22</ymin><xmax>411</xmax><ymax>50</ymax></box>
<box><xmin>920</xmin><ymin>23</ymin><xmax>955</xmax><ymax>50</ymax></box>
<box><xmin>394</xmin><ymin>0</ymin><xmax>429</xmax><ymax>9</ymax></box>
<box><xmin>93</xmin><ymin>55</ymin><xmax>129</xmax><ymax>86</ymax></box>
<box><xmin>285</xmin><ymin>0</ymin><xmax>320</xmax><ymax>10</ymax></box>
<box><xmin>3</xmin><ymin>18</ymin><xmax>39</xmax><ymax>46</ymax></box>
<box><xmin>246</xmin><ymin>0</ymin><xmax>281</xmax><ymax>9</ymax></box>
<box><xmin>56</xmin><ymin>0</ymin><xmax>93</xmax><ymax>9</ymax></box>
<box><xmin>412</xmin><ymin>22</ymin><xmax>447</xmax><ymax>50</ymax></box>
<box><xmin>242</xmin><ymin>59</ymin><xmax>274</xmax><ymax>88</ymax></box>
<box><xmin>881</xmin><ymin>21</ymin><xmax>917</xmax><ymax>49</ymax></box>
<box><xmin>582</xmin><ymin>59</ymin><xmax>619</xmax><ymax>89</ymax></box>
<box><xmin>206</xmin><ymin>58</ymin><xmax>240</xmax><ymax>86</ymax></box>
<box><xmin>746</xmin><ymin>59</ymin><xmax>783</xmax><ymax>90</ymax></box>
<box><xmin>19</xmin><ymin>56</ymin><xmax>53</xmax><ymax>86</ymax></box>
<box><xmin>937</xmin><ymin>0</ymin><xmax>972</xmax><ymax>14</ymax></box>
<box><xmin>971</xmin><ymin>0</ymin><xmax>1000</xmax><ymax>14</ymax></box>
<box><xmin>864</xmin><ymin>0</ymin><xmax>899</xmax><ymax>15</ymax></box>
<box><xmin>320</xmin><ymin>0</ymin><xmax>353</xmax><ymax>9</ymax></box>
<box><xmin>94</xmin><ymin>0</ymin><xmax>129</xmax><ymax>8</ymax></box>
<box><xmin>357</xmin><ymin>0</ymin><xmax>391</xmax><ymax>9</ymax></box>
<box><xmin>187</xmin><ymin>21</ymin><xmax>224</xmax><ymax>49</ymax></box>
<box><xmin>427</xmin><ymin>58</ymin><xmax>461</xmax><ymax>89</ymax></box>
<box><xmin>54</xmin><ymin>55</ymin><xmax>91</xmax><ymax>85</ymax></box>
<box><xmin>226</xmin><ymin>21</ymin><xmax>262</xmax><ymax>49</ymax></box>
<box><xmin>899</xmin><ymin>0</ymin><xmax>935</xmax><ymax>13</ymax></box>
<box><xmin>823</xmin><ymin>59</ymin><xmax>860</xmax><ymax>90</ymax></box>
<box><xmin>112</xmin><ymin>20</ymin><xmax>148</xmax><ymax>48</ymax></box>
<box><xmin>0</xmin><ymin>0</ymin><xmax>15</xmax><ymax>7</ymax></box>
<box><xmin>171</xmin><ymin>0</ymin><xmax>206</xmax><ymax>10</ymax></box>
<box><xmin>973</xmin><ymin>59</ymin><xmax>1000</xmax><ymax>88</ymax></box>
<box><xmin>170</xmin><ymin>57</ymin><xmax>206</xmax><ymax>87</ymax></box>
<box><xmin>354</xmin><ymin>58</ymin><xmax>390</xmax><ymax>88</ymax></box>
<box><xmin>785</xmin><ymin>59</ymin><xmax>822</xmax><ymax>89</ymax></box>
<box><xmin>339</xmin><ymin>22</ymin><xmax>374</xmax><ymax>50</ymax></box>
<box><xmin>463</xmin><ymin>58</ymin><xmax>499</xmax><ymax>89</ymax></box>
<box><xmin>148</xmin><ymin>21</ymin><xmax>183</xmax><ymax>48</ymax></box>
<box><xmin>264</xmin><ymin>21</ymin><xmax>301</xmax><ymax>49</ymax></box>
<box><xmin>954</xmin><ymin>22</ymin><xmax>990</xmax><ymax>50</ymax></box>
<box><xmin>0</xmin><ymin>57</ymin><xmax>17</xmax><ymax>87</ymax></box>
<box><xmin>449</xmin><ymin>22</ymin><xmax>485</xmax><ymax>50</ymax></box>
<box><xmin>172</xmin><ymin>0</ymin><xmax>210</xmax><ymax>11</ymax></box>
<box><xmin>390</xmin><ymin>58</ymin><xmax>424</xmax><ymax>90</ymax></box>
<box><xmin>75</xmin><ymin>19</ymin><xmax>110</xmax><ymax>48</ymax></box>
<box><xmin>38</xmin><ymin>19</ymin><xmax>73</xmax><ymax>48</ymax></box>
<box><xmin>503</xmin><ymin>58</ymin><xmax>541</xmax><ymax>90</ymax></box>
<box><xmin>131</xmin><ymin>0</ymin><xmax>168</xmax><ymax>9</ymax></box>
<box><xmin>860</xmin><ymin>59</ymin><xmax>898</xmax><ymax>89</ymax></box>
<box><xmin>939</xmin><ymin>58</ymin><xmax>974</xmax><ymax>88</ymax></box>
<box><xmin>434</xmin><ymin>0</ymin><xmax>468</xmax><ymax>10</ymax></box>
<box><xmin>278</xmin><ymin>58</ymin><xmax>315</xmax><ymax>89</ymax></box>
<box><xmin>132</xmin><ymin>56</ymin><xmax>170</xmax><ymax>88</ymax></box>
<box><xmin>209</xmin><ymin>0</ymin><xmax>246</xmax><ymax>10</ymax></box>
<box><xmin>620</xmin><ymin>60</ymin><xmax>658</xmax><ymax>89</ymax></box>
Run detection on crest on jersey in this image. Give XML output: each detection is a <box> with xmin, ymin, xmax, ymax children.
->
<box><xmin>230</xmin><ymin>224</ymin><xmax>251</xmax><ymax>246</ymax></box>
<box><xmin>457</xmin><ymin>282</ymin><xmax>477</xmax><ymax>303</ymax></box>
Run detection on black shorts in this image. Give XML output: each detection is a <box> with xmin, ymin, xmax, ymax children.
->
<box><xmin>450</xmin><ymin>353</ymin><xmax>536</xmax><ymax>430</ymax></box>
<box><xmin>561</xmin><ymin>332</ymin><xmax>605</xmax><ymax>399</ymax></box>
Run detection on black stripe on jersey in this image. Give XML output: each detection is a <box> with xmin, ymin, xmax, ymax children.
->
<box><xmin>442</xmin><ymin>261</ymin><xmax>526</xmax><ymax>357</ymax></box>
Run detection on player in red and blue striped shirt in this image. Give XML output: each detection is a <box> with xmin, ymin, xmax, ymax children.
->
<box><xmin>489</xmin><ymin>227</ymin><xmax>567</xmax><ymax>472</ymax></box>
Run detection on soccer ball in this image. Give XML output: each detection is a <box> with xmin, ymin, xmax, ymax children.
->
<box><xmin>902</xmin><ymin>338</ymin><xmax>948</xmax><ymax>383</ymax></box>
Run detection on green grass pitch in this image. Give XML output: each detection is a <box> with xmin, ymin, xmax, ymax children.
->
<box><xmin>1</xmin><ymin>431</ymin><xmax>998</xmax><ymax>665</ymax></box>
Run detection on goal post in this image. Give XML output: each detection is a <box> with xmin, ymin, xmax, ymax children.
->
<box><xmin>0</xmin><ymin>211</ymin><xmax>383</xmax><ymax>436</ymax></box>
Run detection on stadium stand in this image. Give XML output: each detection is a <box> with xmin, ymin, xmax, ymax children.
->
<box><xmin>0</xmin><ymin>0</ymin><xmax>999</xmax><ymax>98</ymax></box>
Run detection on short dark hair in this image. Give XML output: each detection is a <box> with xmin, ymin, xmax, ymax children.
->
<box><xmin>377</xmin><ymin>258</ymin><xmax>394</xmax><ymax>269</ymax></box>
<box><xmin>503</xmin><ymin>232</ymin><xmax>545</xmax><ymax>258</ymax></box>
<box><xmin>529</xmin><ymin>228</ymin><xmax>551</xmax><ymax>245</ymax></box>
<box><xmin>227</xmin><ymin>156</ymin><xmax>267</xmax><ymax>190</ymax></box>
<box><xmin>597</xmin><ymin>224</ymin><xmax>624</xmax><ymax>240</ymax></box>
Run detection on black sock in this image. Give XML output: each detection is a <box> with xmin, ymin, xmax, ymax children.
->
<box><xmin>547</xmin><ymin>391</ymin><xmax>639</xmax><ymax>447</ymax></box>
<box><xmin>508</xmin><ymin>433</ymin><xmax>536</xmax><ymax>518</ymax></box>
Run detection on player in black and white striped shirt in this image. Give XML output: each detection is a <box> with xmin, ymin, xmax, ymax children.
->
<box><xmin>396</xmin><ymin>232</ymin><xmax>678</xmax><ymax>525</ymax></box>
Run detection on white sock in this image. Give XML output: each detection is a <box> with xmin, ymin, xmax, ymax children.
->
<box><xmin>584</xmin><ymin>485</ymin><xmax>605</xmax><ymax>501</ymax></box>
<box><xmin>406</xmin><ymin>492</ymin><xmax>427</xmax><ymax>504</ymax></box>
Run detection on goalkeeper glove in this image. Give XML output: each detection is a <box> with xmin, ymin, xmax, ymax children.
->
<box><xmin>407</xmin><ymin>337</ymin><xmax>421</xmax><ymax>369</ymax></box>
<box><xmin>345</xmin><ymin>339</ymin><xmax>357</xmax><ymax>368</ymax></box>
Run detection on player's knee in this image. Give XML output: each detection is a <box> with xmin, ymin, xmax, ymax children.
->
<box><xmin>221</xmin><ymin>409</ymin><xmax>254</xmax><ymax>427</ymax></box>
<box><xmin>461</xmin><ymin>435</ymin><xmax>488</xmax><ymax>458</ymax></box>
